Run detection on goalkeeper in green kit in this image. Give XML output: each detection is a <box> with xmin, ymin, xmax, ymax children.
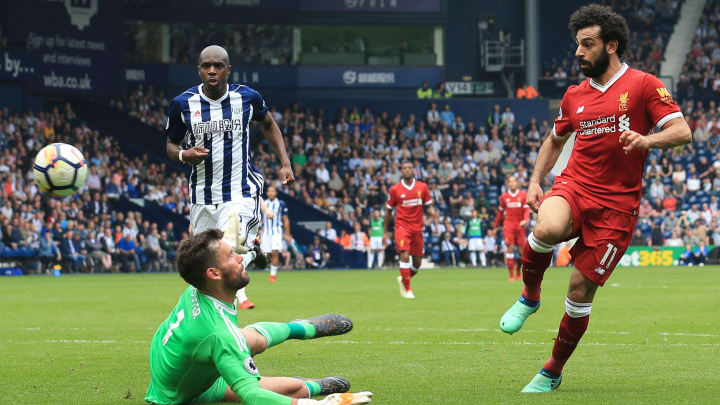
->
<box><xmin>146</xmin><ymin>229</ymin><xmax>372</xmax><ymax>405</ymax></box>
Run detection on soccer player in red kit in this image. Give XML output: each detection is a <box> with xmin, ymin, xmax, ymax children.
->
<box><xmin>499</xmin><ymin>5</ymin><xmax>691</xmax><ymax>392</ymax></box>
<box><xmin>494</xmin><ymin>176</ymin><xmax>530</xmax><ymax>281</ymax></box>
<box><xmin>384</xmin><ymin>161</ymin><xmax>433</xmax><ymax>299</ymax></box>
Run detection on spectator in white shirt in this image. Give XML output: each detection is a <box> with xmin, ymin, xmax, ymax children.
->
<box><xmin>320</xmin><ymin>221</ymin><xmax>337</xmax><ymax>242</ymax></box>
<box><xmin>315</xmin><ymin>163</ymin><xmax>330</xmax><ymax>184</ymax></box>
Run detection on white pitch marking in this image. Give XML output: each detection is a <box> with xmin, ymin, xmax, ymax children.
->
<box><xmin>313</xmin><ymin>340</ymin><xmax>720</xmax><ymax>347</ymax></box>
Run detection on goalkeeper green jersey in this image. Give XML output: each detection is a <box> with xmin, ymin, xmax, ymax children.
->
<box><xmin>146</xmin><ymin>286</ymin><xmax>291</xmax><ymax>405</ymax></box>
<box><xmin>370</xmin><ymin>218</ymin><xmax>384</xmax><ymax>237</ymax></box>
<box><xmin>468</xmin><ymin>219</ymin><xmax>482</xmax><ymax>238</ymax></box>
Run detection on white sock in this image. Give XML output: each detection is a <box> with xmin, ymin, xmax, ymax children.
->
<box><xmin>270</xmin><ymin>265</ymin><xmax>278</xmax><ymax>276</ymax></box>
<box><xmin>236</xmin><ymin>287</ymin><xmax>248</xmax><ymax>303</ymax></box>
<box><xmin>378</xmin><ymin>251</ymin><xmax>385</xmax><ymax>268</ymax></box>
<box><xmin>367</xmin><ymin>251</ymin><xmax>374</xmax><ymax>269</ymax></box>
<box><xmin>470</xmin><ymin>252</ymin><xmax>477</xmax><ymax>266</ymax></box>
<box><xmin>480</xmin><ymin>252</ymin><xmax>487</xmax><ymax>267</ymax></box>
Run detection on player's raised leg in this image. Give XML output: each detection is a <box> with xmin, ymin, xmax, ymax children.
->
<box><xmin>522</xmin><ymin>268</ymin><xmax>596</xmax><ymax>392</ymax></box>
<box><xmin>243</xmin><ymin>313</ymin><xmax>353</xmax><ymax>355</ymax></box>
<box><xmin>221</xmin><ymin>202</ymin><xmax>265</xmax><ymax>309</ymax></box>
<box><xmin>500</xmin><ymin>196</ymin><xmax>573</xmax><ymax>334</ymax></box>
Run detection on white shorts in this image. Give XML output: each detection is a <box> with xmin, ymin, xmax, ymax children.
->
<box><xmin>469</xmin><ymin>238</ymin><xmax>484</xmax><ymax>251</ymax></box>
<box><xmin>261</xmin><ymin>233</ymin><xmax>284</xmax><ymax>252</ymax></box>
<box><xmin>369</xmin><ymin>236</ymin><xmax>384</xmax><ymax>250</ymax></box>
<box><xmin>190</xmin><ymin>198</ymin><xmax>261</xmax><ymax>248</ymax></box>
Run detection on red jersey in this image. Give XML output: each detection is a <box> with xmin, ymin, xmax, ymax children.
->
<box><xmin>387</xmin><ymin>179</ymin><xmax>432</xmax><ymax>232</ymax></box>
<box><xmin>553</xmin><ymin>64</ymin><xmax>682</xmax><ymax>214</ymax></box>
<box><xmin>494</xmin><ymin>190</ymin><xmax>530</xmax><ymax>228</ymax></box>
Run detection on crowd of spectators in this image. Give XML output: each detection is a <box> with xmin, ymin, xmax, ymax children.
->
<box><xmin>675</xmin><ymin>1</ymin><xmax>720</xmax><ymax>104</ymax></box>
<box><xmin>541</xmin><ymin>0</ymin><xmax>682</xmax><ymax>98</ymax></box>
<box><xmin>112</xmin><ymin>84</ymin><xmax>169</xmax><ymax>133</ymax></box>
<box><xmin>0</xmin><ymin>106</ymin><xmax>186</xmax><ymax>274</ymax></box>
<box><xmin>114</xmin><ymin>78</ymin><xmax>720</xmax><ymax>267</ymax></box>
<box><xmin>125</xmin><ymin>22</ymin><xmax>293</xmax><ymax>65</ymax></box>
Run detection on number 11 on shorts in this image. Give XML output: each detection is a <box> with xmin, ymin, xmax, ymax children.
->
<box><xmin>600</xmin><ymin>243</ymin><xmax>618</xmax><ymax>269</ymax></box>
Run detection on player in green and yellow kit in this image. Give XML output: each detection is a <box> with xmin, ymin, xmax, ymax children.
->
<box><xmin>466</xmin><ymin>210</ymin><xmax>487</xmax><ymax>268</ymax></box>
<box><xmin>146</xmin><ymin>229</ymin><xmax>372</xmax><ymax>405</ymax></box>
<box><xmin>367</xmin><ymin>210</ymin><xmax>385</xmax><ymax>269</ymax></box>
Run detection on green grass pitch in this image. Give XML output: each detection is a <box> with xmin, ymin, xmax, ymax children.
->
<box><xmin>1</xmin><ymin>266</ymin><xmax>719</xmax><ymax>404</ymax></box>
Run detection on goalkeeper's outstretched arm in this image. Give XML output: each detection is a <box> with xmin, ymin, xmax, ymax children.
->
<box><xmin>230</xmin><ymin>378</ymin><xmax>372</xmax><ymax>405</ymax></box>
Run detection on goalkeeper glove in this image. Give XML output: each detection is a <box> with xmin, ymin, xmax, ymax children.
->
<box><xmin>297</xmin><ymin>391</ymin><xmax>373</xmax><ymax>405</ymax></box>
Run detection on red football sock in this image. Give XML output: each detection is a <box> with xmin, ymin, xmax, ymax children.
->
<box><xmin>521</xmin><ymin>242</ymin><xmax>553</xmax><ymax>301</ymax></box>
<box><xmin>506</xmin><ymin>258</ymin><xmax>515</xmax><ymax>278</ymax></box>
<box><xmin>515</xmin><ymin>255</ymin><xmax>523</xmax><ymax>278</ymax></box>
<box><xmin>543</xmin><ymin>313</ymin><xmax>590</xmax><ymax>375</ymax></box>
<box><xmin>400</xmin><ymin>269</ymin><xmax>412</xmax><ymax>291</ymax></box>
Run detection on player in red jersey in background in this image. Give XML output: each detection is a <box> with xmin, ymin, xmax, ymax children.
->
<box><xmin>499</xmin><ymin>4</ymin><xmax>691</xmax><ymax>392</ymax></box>
<box><xmin>384</xmin><ymin>161</ymin><xmax>433</xmax><ymax>299</ymax></box>
<box><xmin>494</xmin><ymin>176</ymin><xmax>530</xmax><ymax>281</ymax></box>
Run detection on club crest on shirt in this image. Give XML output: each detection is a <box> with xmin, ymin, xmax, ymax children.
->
<box><xmin>617</xmin><ymin>91</ymin><xmax>629</xmax><ymax>111</ymax></box>
<box><xmin>232</xmin><ymin>105</ymin><xmax>243</xmax><ymax>115</ymax></box>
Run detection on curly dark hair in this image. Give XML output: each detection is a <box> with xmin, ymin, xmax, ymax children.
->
<box><xmin>569</xmin><ymin>4</ymin><xmax>630</xmax><ymax>57</ymax></box>
<box><xmin>176</xmin><ymin>228</ymin><xmax>224</xmax><ymax>289</ymax></box>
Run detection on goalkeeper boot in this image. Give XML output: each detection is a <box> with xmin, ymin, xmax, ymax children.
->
<box><xmin>499</xmin><ymin>297</ymin><xmax>540</xmax><ymax>334</ymax></box>
<box><xmin>521</xmin><ymin>369</ymin><xmax>562</xmax><ymax>393</ymax></box>
<box><xmin>292</xmin><ymin>314</ymin><xmax>353</xmax><ymax>338</ymax></box>
<box><xmin>295</xmin><ymin>377</ymin><xmax>351</xmax><ymax>395</ymax></box>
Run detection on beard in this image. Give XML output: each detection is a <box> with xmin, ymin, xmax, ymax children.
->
<box><xmin>579</xmin><ymin>48</ymin><xmax>610</xmax><ymax>79</ymax></box>
<box><xmin>222</xmin><ymin>268</ymin><xmax>250</xmax><ymax>291</ymax></box>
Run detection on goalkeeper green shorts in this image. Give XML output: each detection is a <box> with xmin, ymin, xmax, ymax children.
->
<box><xmin>191</xmin><ymin>377</ymin><xmax>228</xmax><ymax>404</ymax></box>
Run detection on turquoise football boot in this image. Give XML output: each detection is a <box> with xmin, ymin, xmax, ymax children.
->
<box><xmin>521</xmin><ymin>369</ymin><xmax>562</xmax><ymax>393</ymax></box>
<box><xmin>499</xmin><ymin>297</ymin><xmax>540</xmax><ymax>334</ymax></box>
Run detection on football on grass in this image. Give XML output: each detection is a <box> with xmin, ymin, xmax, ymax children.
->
<box><xmin>33</xmin><ymin>143</ymin><xmax>88</xmax><ymax>197</ymax></box>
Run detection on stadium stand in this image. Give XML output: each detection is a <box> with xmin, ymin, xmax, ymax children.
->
<box><xmin>540</xmin><ymin>0</ymin><xmax>683</xmax><ymax>98</ymax></box>
<box><xmin>125</xmin><ymin>22</ymin><xmax>293</xmax><ymax>65</ymax></box>
<box><xmin>675</xmin><ymin>0</ymin><xmax>720</xmax><ymax>103</ymax></box>
<box><xmin>0</xmin><ymin>106</ymin><xmax>184</xmax><ymax>274</ymax></box>
<box><xmin>114</xmin><ymin>74</ymin><xmax>720</xmax><ymax>267</ymax></box>
<box><xmin>4</xmin><ymin>1</ymin><xmax>716</xmax><ymax>271</ymax></box>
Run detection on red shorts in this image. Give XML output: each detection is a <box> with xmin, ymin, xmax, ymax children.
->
<box><xmin>395</xmin><ymin>227</ymin><xmax>424</xmax><ymax>257</ymax></box>
<box><xmin>503</xmin><ymin>226</ymin><xmax>527</xmax><ymax>247</ymax></box>
<box><xmin>543</xmin><ymin>181</ymin><xmax>638</xmax><ymax>286</ymax></box>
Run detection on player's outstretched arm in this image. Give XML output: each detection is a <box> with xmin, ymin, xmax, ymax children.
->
<box><xmin>526</xmin><ymin>133</ymin><xmax>570</xmax><ymax>212</ymax></box>
<box><xmin>619</xmin><ymin>117</ymin><xmax>691</xmax><ymax>154</ymax></box>
<box><xmin>261</xmin><ymin>113</ymin><xmax>295</xmax><ymax>184</ymax></box>
<box><xmin>299</xmin><ymin>392</ymin><xmax>373</xmax><ymax>405</ymax></box>
<box><xmin>231</xmin><ymin>378</ymin><xmax>371</xmax><ymax>405</ymax></box>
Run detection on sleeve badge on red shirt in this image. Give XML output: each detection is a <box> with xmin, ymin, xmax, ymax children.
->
<box><xmin>656</xmin><ymin>87</ymin><xmax>673</xmax><ymax>103</ymax></box>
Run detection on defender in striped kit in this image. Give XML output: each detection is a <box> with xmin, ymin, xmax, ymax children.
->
<box><xmin>260</xmin><ymin>186</ymin><xmax>289</xmax><ymax>282</ymax></box>
<box><xmin>165</xmin><ymin>45</ymin><xmax>295</xmax><ymax>309</ymax></box>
